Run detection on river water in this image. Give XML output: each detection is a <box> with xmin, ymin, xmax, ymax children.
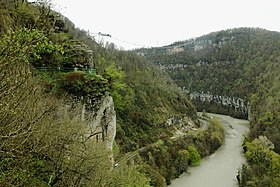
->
<box><xmin>169</xmin><ymin>113</ymin><xmax>249</xmax><ymax>187</ymax></box>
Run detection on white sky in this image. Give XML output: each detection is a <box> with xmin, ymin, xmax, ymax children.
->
<box><xmin>51</xmin><ymin>0</ymin><xmax>280</xmax><ymax>50</ymax></box>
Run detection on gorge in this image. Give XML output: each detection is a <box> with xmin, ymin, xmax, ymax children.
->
<box><xmin>1</xmin><ymin>1</ymin><xmax>280</xmax><ymax>186</ymax></box>
<box><xmin>136</xmin><ymin>27</ymin><xmax>280</xmax><ymax>186</ymax></box>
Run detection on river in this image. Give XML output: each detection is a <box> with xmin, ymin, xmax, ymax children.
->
<box><xmin>169</xmin><ymin>113</ymin><xmax>249</xmax><ymax>187</ymax></box>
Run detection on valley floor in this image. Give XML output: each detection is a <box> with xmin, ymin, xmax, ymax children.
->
<box><xmin>170</xmin><ymin>113</ymin><xmax>249</xmax><ymax>187</ymax></box>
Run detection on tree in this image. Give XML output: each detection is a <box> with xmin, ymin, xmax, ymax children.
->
<box><xmin>240</xmin><ymin>136</ymin><xmax>280</xmax><ymax>187</ymax></box>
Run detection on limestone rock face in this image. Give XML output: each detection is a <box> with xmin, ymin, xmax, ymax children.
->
<box><xmin>88</xmin><ymin>93</ymin><xmax>116</xmax><ymax>151</ymax></box>
<box><xmin>163</xmin><ymin>116</ymin><xmax>198</xmax><ymax>139</ymax></box>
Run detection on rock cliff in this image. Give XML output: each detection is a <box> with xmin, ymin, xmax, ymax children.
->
<box><xmin>87</xmin><ymin>92</ymin><xmax>116</xmax><ymax>152</ymax></box>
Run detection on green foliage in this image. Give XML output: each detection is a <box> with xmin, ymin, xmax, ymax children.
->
<box><xmin>177</xmin><ymin>149</ymin><xmax>189</xmax><ymax>172</ymax></box>
<box><xmin>0</xmin><ymin>157</ymin><xmax>49</xmax><ymax>186</ymax></box>
<box><xmin>141</xmin><ymin>164</ymin><xmax>166</xmax><ymax>187</ymax></box>
<box><xmin>187</xmin><ymin>146</ymin><xmax>201</xmax><ymax>166</ymax></box>
<box><xmin>112</xmin><ymin>165</ymin><xmax>152</xmax><ymax>187</ymax></box>
<box><xmin>58</xmin><ymin>71</ymin><xmax>109</xmax><ymax>99</ymax></box>
<box><xmin>239</xmin><ymin>136</ymin><xmax>280</xmax><ymax>186</ymax></box>
<box><xmin>104</xmin><ymin>64</ymin><xmax>129</xmax><ymax>111</ymax></box>
<box><xmin>57</xmin><ymin>36</ymin><xmax>94</xmax><ymax>69</ymax></box>
<box><xmin>0</xmin><ymin>8</ymin><xmax>13</xmax><ymax>33</ymax></box>
<box><xmin>196</xmin><ymin>118</ymin><xmax>225</xmax><ymax>155</ymax></box>
<box><xmin>0</xmin><ymin>27</ymin><xmax>62</xmax><ymax>63</ymax></box>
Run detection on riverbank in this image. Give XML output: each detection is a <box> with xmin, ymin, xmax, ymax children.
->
<box><xmin>170</xmin><ymin>113</ymin><xmax>249</xmax><ymax>187</ymax></box>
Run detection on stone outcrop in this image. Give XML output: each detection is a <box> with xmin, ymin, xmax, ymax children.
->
<box><xmin>162</xmin><ymin>115</ymin><xmax>198</xmax><ymax>138</ymax></box>
<box><xmin>186</xmin><ymin>90</ymin><xmax>250</xmax><ymax>115</ymax></box>
<box><xmin>87</xmin><ymin>92</ymin><xmax>116</xmax><ymax>151</ymax></box>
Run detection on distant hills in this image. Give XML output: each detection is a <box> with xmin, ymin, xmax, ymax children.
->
<box><xmin>136</xmin><ymin>27</ymin><xmax>280</xmax><ymax>116</ymax></box>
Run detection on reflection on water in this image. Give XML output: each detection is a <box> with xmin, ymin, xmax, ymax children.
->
<box><xmin>170</xmin><ymin>114</ymin><xmax>249</xmax><ymax>187</ymax></box>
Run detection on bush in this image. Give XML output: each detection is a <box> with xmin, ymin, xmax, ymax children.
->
<box><xmin>239</xmin><ymin>136</ymin><xmax>280</xmax><ymax>187</ymax></box>
<box><xmin>188</xmin><ymin>146</ymin><xmax>201</xmax><ymax>166</ymax></box>
<box><xmin>59</xmin><ymin>71</ymin><xmax>109</xmax><ymax>99</ymax></box>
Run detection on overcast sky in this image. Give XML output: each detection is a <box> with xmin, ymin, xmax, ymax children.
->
<box><xmin>52</xmin><ymin>0</ymin><xmax>280</xmax><ymax>49</ymax></box>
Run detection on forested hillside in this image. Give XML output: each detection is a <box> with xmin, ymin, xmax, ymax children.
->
<box><xmin>0</xmin><ymin>1</ymin><xmax>152</xmax><ymax>186</ymax></box>
<box><xmin>136</xmin><ymin>28</ymin><xmax>280</xmax><ymax>186</ymax></box>
<box><xmin>0</xmin><ymin>1</ymin><xmax>228</xmax><ymax>186</ymax></box>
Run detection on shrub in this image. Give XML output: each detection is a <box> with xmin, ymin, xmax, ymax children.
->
<box><xmin>59</xmin><ymin>71</ymin><xmax>109</xmax><ymax>99</ymax></box>
<box><xmin>188</xmin><ymin>146</ymin><xmax>201</xmax><ymax>166</ymax></box>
